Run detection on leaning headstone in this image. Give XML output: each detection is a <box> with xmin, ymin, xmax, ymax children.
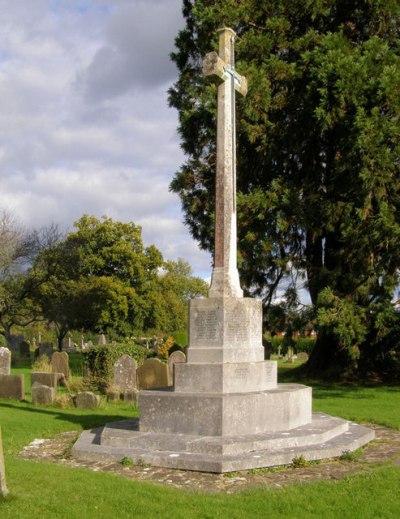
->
<box><xmin>75</xmin><ymin>391</ymin><xmax>100</xmax><ymax>409</ymax></box>
<box><xmin>0</xmin><ymin>347</ymin><xmax>11</xmax><ymax>375</ymax></box>
<box><xmin>113</xmin><ymin>355</ymin><xmax>137</xmax><ymax>391</ymax></box>
<box><xmin>39</xmin><ymin>342</ymin><xmax>53</xmax><ymax>359</ymax></box>
<box><xmin>51</xmin><ymin>352</ymin><xmax>70</xmax><ymax>380</ymax></box>
<box><xmin>31</xmin><ymin>372</ymin><xmax>58</xmax><ymax>389</ymax></box>
<box><xmin>0</xmin><ymin>374</ymin><xmax>25</xmax><ymax>400</ymax></box>
<box><xmin>137</xmin><ymin>358</ymin><xmax>170</xmax><ymax>389</ymax></box>
<box><xmin>0</xmin><ymin>426</ymin><xmax>7</xmax><ymax>496</ymax></box>
<box><xmin>19</xmin><ymin>341</ymin><xmax>30</xmax><ymax>358</ymax></box>
<box><xmin>31</xmin><ymin>382</ymin><xmax>55</xmax><ymax>405</ymax></box>
<box><xmin>167</xmin><ymin>350</ymin><xmax>186</xmax><ymax>386</ymax></box>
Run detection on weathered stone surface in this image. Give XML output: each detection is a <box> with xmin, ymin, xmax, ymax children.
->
<box><xmin>31</xmin><ymin>372</ymin><xmax>58</xmax><ymax>389</ymax></box>
<box><xmin>106</xmin><ymin>389</ymin><xmax>121</xmax><ymax>402</ymax></box>
<box><xmin>6</xmin><ymin>334</ymin><xmax>24</xmax><ymax>352</ymax></box>
<box><xmin>51</xmin><ymin>352</ymin><xmax>70</xmax><ymax>380</ymax></box>
<box><xmin>167</xmin><ymin>350</ymin><xmax>186</xmax><ymax>386</ymax></box>
<box><xmin>0</xmin><ymin>426</ymin><xmax>7</xmax><ymax>496</ymax></box>
<box><xmin>297</xmin><ymin>352</ymin><xmax>309</xmax><ymax>362</ymax></box>
<box><xmin>122</xmin><ymin>388</ymin><xmax>139</xmax><ymax>404</ymax></box>
<box><xmin>75</xmin><ymin>391</ymin><xmax>100</xmax><ymax>409</ymax></box>
<box><xmin>19</xmin><ymin>341</ymin><xmax>30</xmax><ymax>358</ymax></box>
<box><xmin>137</xmin><ymin>358</ymin><xmax>170</xmax><ymax>389</ymax></box>
<box><xmin>0</xmin><ymin>374</ymin><xmax>25</xmax><ymax>400</ymax></box>
<box><xmin>31</xmin><ymin>382</ymin><xmax>55</xmax><ymax>405</ymax></box>
<box><xmin>0</xmin><ymin>347</ymin><xmax>11</xmax><ymax>375</ymax></box>
<box><xmin>113</xmin><ymin>355</ymin><xmax>137</xmax><ymax>391</ymax></box>
<box><xmin>188</xmin><ymin>297</ymin><xmax>265</xmax><ymax>363</ymax></box>
<box><xmin>39</xmin><ymin>342</ymin><xmax>53</xmax><ymax>359</ymax></box>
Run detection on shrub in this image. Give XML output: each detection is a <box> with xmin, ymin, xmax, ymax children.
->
<box><xmin>32</xmin><ymin>355</ymin><xmax>52</xmax><ymax>372</ymax></box>
<box><xmin>156</xmin><ymin>336</ymin><xmax>175</xmax><ymax>360</ymax></box>
<box><xmin>82</xmin><ymin>342</ymin><xmax>147</xmax><ymax>392</ymax></box>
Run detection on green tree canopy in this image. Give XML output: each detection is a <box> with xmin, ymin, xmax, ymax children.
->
<box><xmin>169</xmin><ymin>1</ymin><xmax>400</xmax><ymax>376</ymax></box>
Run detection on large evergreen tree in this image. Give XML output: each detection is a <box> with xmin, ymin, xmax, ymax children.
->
<box><xmin>169</xmin><ymin>0</ymin><xmax>400</xmax><ymax>376</ymax></box>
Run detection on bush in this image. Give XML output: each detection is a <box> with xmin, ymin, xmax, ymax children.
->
<box><xmin>32</xmin><ymin>355</ymin><xmax>52</xmax><ymax>372</ymax></box>
<box><xmin>82</xmin><ymin>342</ymin><xmax>147</xmax><ymax>392</ymax></box>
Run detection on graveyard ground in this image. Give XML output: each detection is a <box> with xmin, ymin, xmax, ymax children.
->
<box><xmin>0</xmin><ymin>359</ymin><xmax>399</xmax><ymax>518</ymax></box>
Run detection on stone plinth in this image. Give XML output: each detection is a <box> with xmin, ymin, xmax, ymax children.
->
<box><xmin>188</xmin><ymin>297</ymin><xmax>264</xmax><ymax>363</ymax></box>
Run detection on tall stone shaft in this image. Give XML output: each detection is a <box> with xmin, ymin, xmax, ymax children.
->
<box><xmin>204</xmin><ymin>27</ymin><xmax>247</xmax><ymax>298</ymax></box>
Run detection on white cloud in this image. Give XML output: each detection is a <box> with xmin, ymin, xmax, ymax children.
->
<box><xmin>0</xmin><ymin>0</ymin><xmax>213</xmax><ymax>279</ymax></box>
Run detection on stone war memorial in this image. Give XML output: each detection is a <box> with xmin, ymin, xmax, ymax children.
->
<box><xmin>72</xmin><ymin>28</ymin><xmax>374</xmax><ymax>472</ymax></box>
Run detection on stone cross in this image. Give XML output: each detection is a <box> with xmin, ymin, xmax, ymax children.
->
<box><xmin>203</xmin><ymin>27</ymin><xmax>247</xmax><ymax>298</ymax></box>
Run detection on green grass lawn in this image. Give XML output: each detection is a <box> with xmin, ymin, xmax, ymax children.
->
<box><xmin>1</xmin><ymin>361</ymin><xmax>399</xmax><ymax>518</ymax></box>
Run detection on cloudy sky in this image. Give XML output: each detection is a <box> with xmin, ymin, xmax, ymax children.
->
<box><xmin>0</xmin><ymin>0</ymin><xmax>213</xmax><ymax>278</ymax></box>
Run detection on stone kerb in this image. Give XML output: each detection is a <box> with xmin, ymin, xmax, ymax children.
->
<box><xmin>0</xmin><ymin>374</ymin><xmax>25</xmax><ymax>400</ymax></box>
<box><xmin>137</xmin><ymin>358</ymin><xmax>170</xmax><ymax>390</ymax></box>
<box><xmin>0</xmin><ymin>347</ymin><xmax>11</xmax><ymax>375</ymax></box>
<box><xmin>167</xmin><ymin>350</ymin><xmax>186</xmax><ymax>386</ymax></box>
<box><xmin>0</xmin><ymin>426</ymin><xmax>7</xmax><ymax>496</ymax></box>
<box><xmin>51</xmin><ymin>352</ymin><xmax>70</xmax><ymax>380</ymax></box>
<box><xmin>31</xmin><ymin>382</ymin><xmax>55</xmax><ymax>405</ymax></box>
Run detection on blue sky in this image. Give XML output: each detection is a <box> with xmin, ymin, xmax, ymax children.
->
<box><xmin>0</xmin><ymin>0</ymin><xmax>213</xmax><ymax>279</ymax></box>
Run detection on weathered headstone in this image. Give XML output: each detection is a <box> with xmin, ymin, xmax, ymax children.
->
<box><xmin>297</xmin><ymin>352</ymin><xmax>309</xmax><ymax>362</ymax></box>
<box><xmin>122</xmin><ymin>388</ymin><xmax>139</xmax><ymax>404</ymax></box>
<box><xmin>0</xmin><ymin>426</ymin><xmax>7</xmax><ymax>496</ymax></box>
<box><xmin>31</xmin><ymin>372</ymin><xmax>58</xmax><ymax>389</ymax></box>
<box><xmin>98</xmin><ymin>334</ymin><xmax>107</xmax><ymax>346</ymax></box>
<box><xmin>0</xmin><ymin>374</ymin><xmax>25</xmax><ymax>400</ymax></box>
<box><xmin>0</xmin><ymin>347</ymin><xmax>11</xmax><ymax>375</ymax></box>
<box><xmin>137</xmin><ymin>358</ymin><xmax>170</xmax><ymax>389</ymax></box>
<box><xmin>19</xmin><ymin>341</ymin><xmax>30</xmax><ymax>358</ymax></box>
<box><xmin>75</xmin><ymin>391</ymin><xmax>100</xmax><ymax>409</ymax></box>
<box><xmin>39</xmin><ymin>342</ymin><xmax>53</xmax><ymax>359</ymax></box>
<box><xmin>113</xmin><ymin>355</ymin><xmax>137</xmax><ymax>391</ymax></box>
<box><xmin>31</xmin><ymin>382</ymin><xmax>55</xmax><ymax>405</ymax></box>
<box><xmin>6</xmin><ymin>334</ymin><xmax>24</xmax><ymax>352</ymax></box>
<box><xmin>167</xmin><ymin>350</ymin><xmax>186</xmax><ymax>386</ymax></box>
<box><xmin>51</xmin><ymin>352</ymin><xmax>70</xmax><ymax>380</ymax></box>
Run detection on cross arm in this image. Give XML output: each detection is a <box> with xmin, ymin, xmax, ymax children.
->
<box><xmin>203</xmin><ymin>51</ymin><xmax>248</xmax><ymax>96</ymax></box>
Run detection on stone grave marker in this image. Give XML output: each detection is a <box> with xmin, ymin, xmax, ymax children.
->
<box><xmin>137</xmin><ymin>358</ymin><xmax>170</xmax><ymax>389</ymax></box>
<box><xmin>98</xmin><ymin>334</ymin><xmax>107</xmax><ymax>346</ymax></box>
<box><xmin>19</xmin><ymin>341</ymin><xmax>30</xmax><ymax>358</ymax></box>
<box><xmin>6</xmin><ymin>334</ymin><xmax>24</xmax><ymax>352</ymax></box>
<box><xmin>39</xmin><ymin>342</ymin><xmax>53</xmax><ymax>359</ymax></box>
<box><xmin>297</xmin><ymin>351</ymin><xmax>309</xmax><ymax>362</ymax></box>
<box><xmin>0</xmin><ymin>374</ymin><xmax>25</xmax><ymax>400</ymax></box>
<box><xmin>167</xmin><ymin>350</ymin><xmax>186</xmax><ymax>386</ymax></box>
<box><xmin>51</xmin><ymin>351</ymin><xmax>70</xmax><ymax>380</ymax></box>
<box><xmin>31</xmin><ymin>382</ymin><xmax>55</xmax><ymax>405</ymax></box>
<box><xmin>0</xmin><ymin>426</ymin><xmax>7</xmax><ymax>496</ymax></box>
<box><xmin>75</xmin><ymin>391</ymin><xmax>100</xmax><ymax>409</ymax></box>
<box><xmin>31</xmin><ymin>372</ymin><xmax>58</xmax><ymax>389</ymax></box>
<box><xmin>113</xmin><ymin>355</ymin><xmax>137</xmax><ymax>391</ymax></box>
<box><xmin>0</xmin><ymin>347</ymin><xmax>11</xmax><ymax>375</ymax></box>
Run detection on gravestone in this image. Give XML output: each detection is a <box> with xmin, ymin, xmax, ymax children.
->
<box><xmin>167</xmin><ymin>350</ymin><xmax>186</xmax><ymax>386</ymax></box>
<box><xmin>122</xmin><ymin>389</ymin><xmax>139</xmax><ymax>404</ymax></box>
<box><xmin>98</xmin><ymin>334</ymin><xmax>107</xmax><ymax>346</ymax></box>
<box><xmin>72</xmin><ymin>27</ymin><xmax>375</xmax><ymax>473</ymax></box>
<box><xmin>6</xmin><ymin>334</ymin><xmax>24</xmax><ymax>352</ymax></box>
<box><xmin>31</xmin><ymin>372</ymin><xmax>58</xmax><ymax>389</ymax></box>
<box><xmin>19</xmin><ymin>341</ymin><xmax>30</xmax><ymax>358</ymax></box>
<box><xmin>75</xmin><ymin>391</ymin><xmax>100</xmax><ymax>409</ymax></box>
<box><xmin>137</xmin><ymin>358</ymin><xmax>170</xmax><ymax>389</ymax></box>
<box><xmin>31</xmin><ymin>382</ymin><xmax>55</xmax><ymax>405</ymax></box>
<box><xmin>0</xmin><ymin>426</ymin><xmax>7</xmax><ymax>496</ymax></box>
<box><xmin>0</xmin><ymin>347</ymin><xmax>11</xmax><ymax>375</ymax></box>
<box><xmin>0</xmin><ymin>374</ymin><xmax>25</xmax><ymax>400</ymax></box>
<box><xmin>297</xmin><ymin>352</ymin><xmax>309</xmax><ymax>362</ymax></box>
<box><xmin>113</xmin><ymin>355</ymin><xmax>137</xmax><ymax>391</ymax></box>
<box><xmin>51</xmin><ymin>352</ymin><xmax>70</xmax><ymax>380</ymax></box>
<box><xmin>39</xmin><ymin>342</ymin><xmax>53</xmax><ymax>359</ymax></box>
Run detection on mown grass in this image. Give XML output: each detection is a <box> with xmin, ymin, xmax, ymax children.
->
<box><xmin>1</xmin><ymin>359</ymin><xmax>399</xmax><ymax>518</ymax></box>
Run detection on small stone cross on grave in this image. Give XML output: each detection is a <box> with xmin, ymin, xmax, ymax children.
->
<box><xmin>203</xmin><ymin>27</ymin><xmax>247</xmax><ymax>298</ymax></box>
